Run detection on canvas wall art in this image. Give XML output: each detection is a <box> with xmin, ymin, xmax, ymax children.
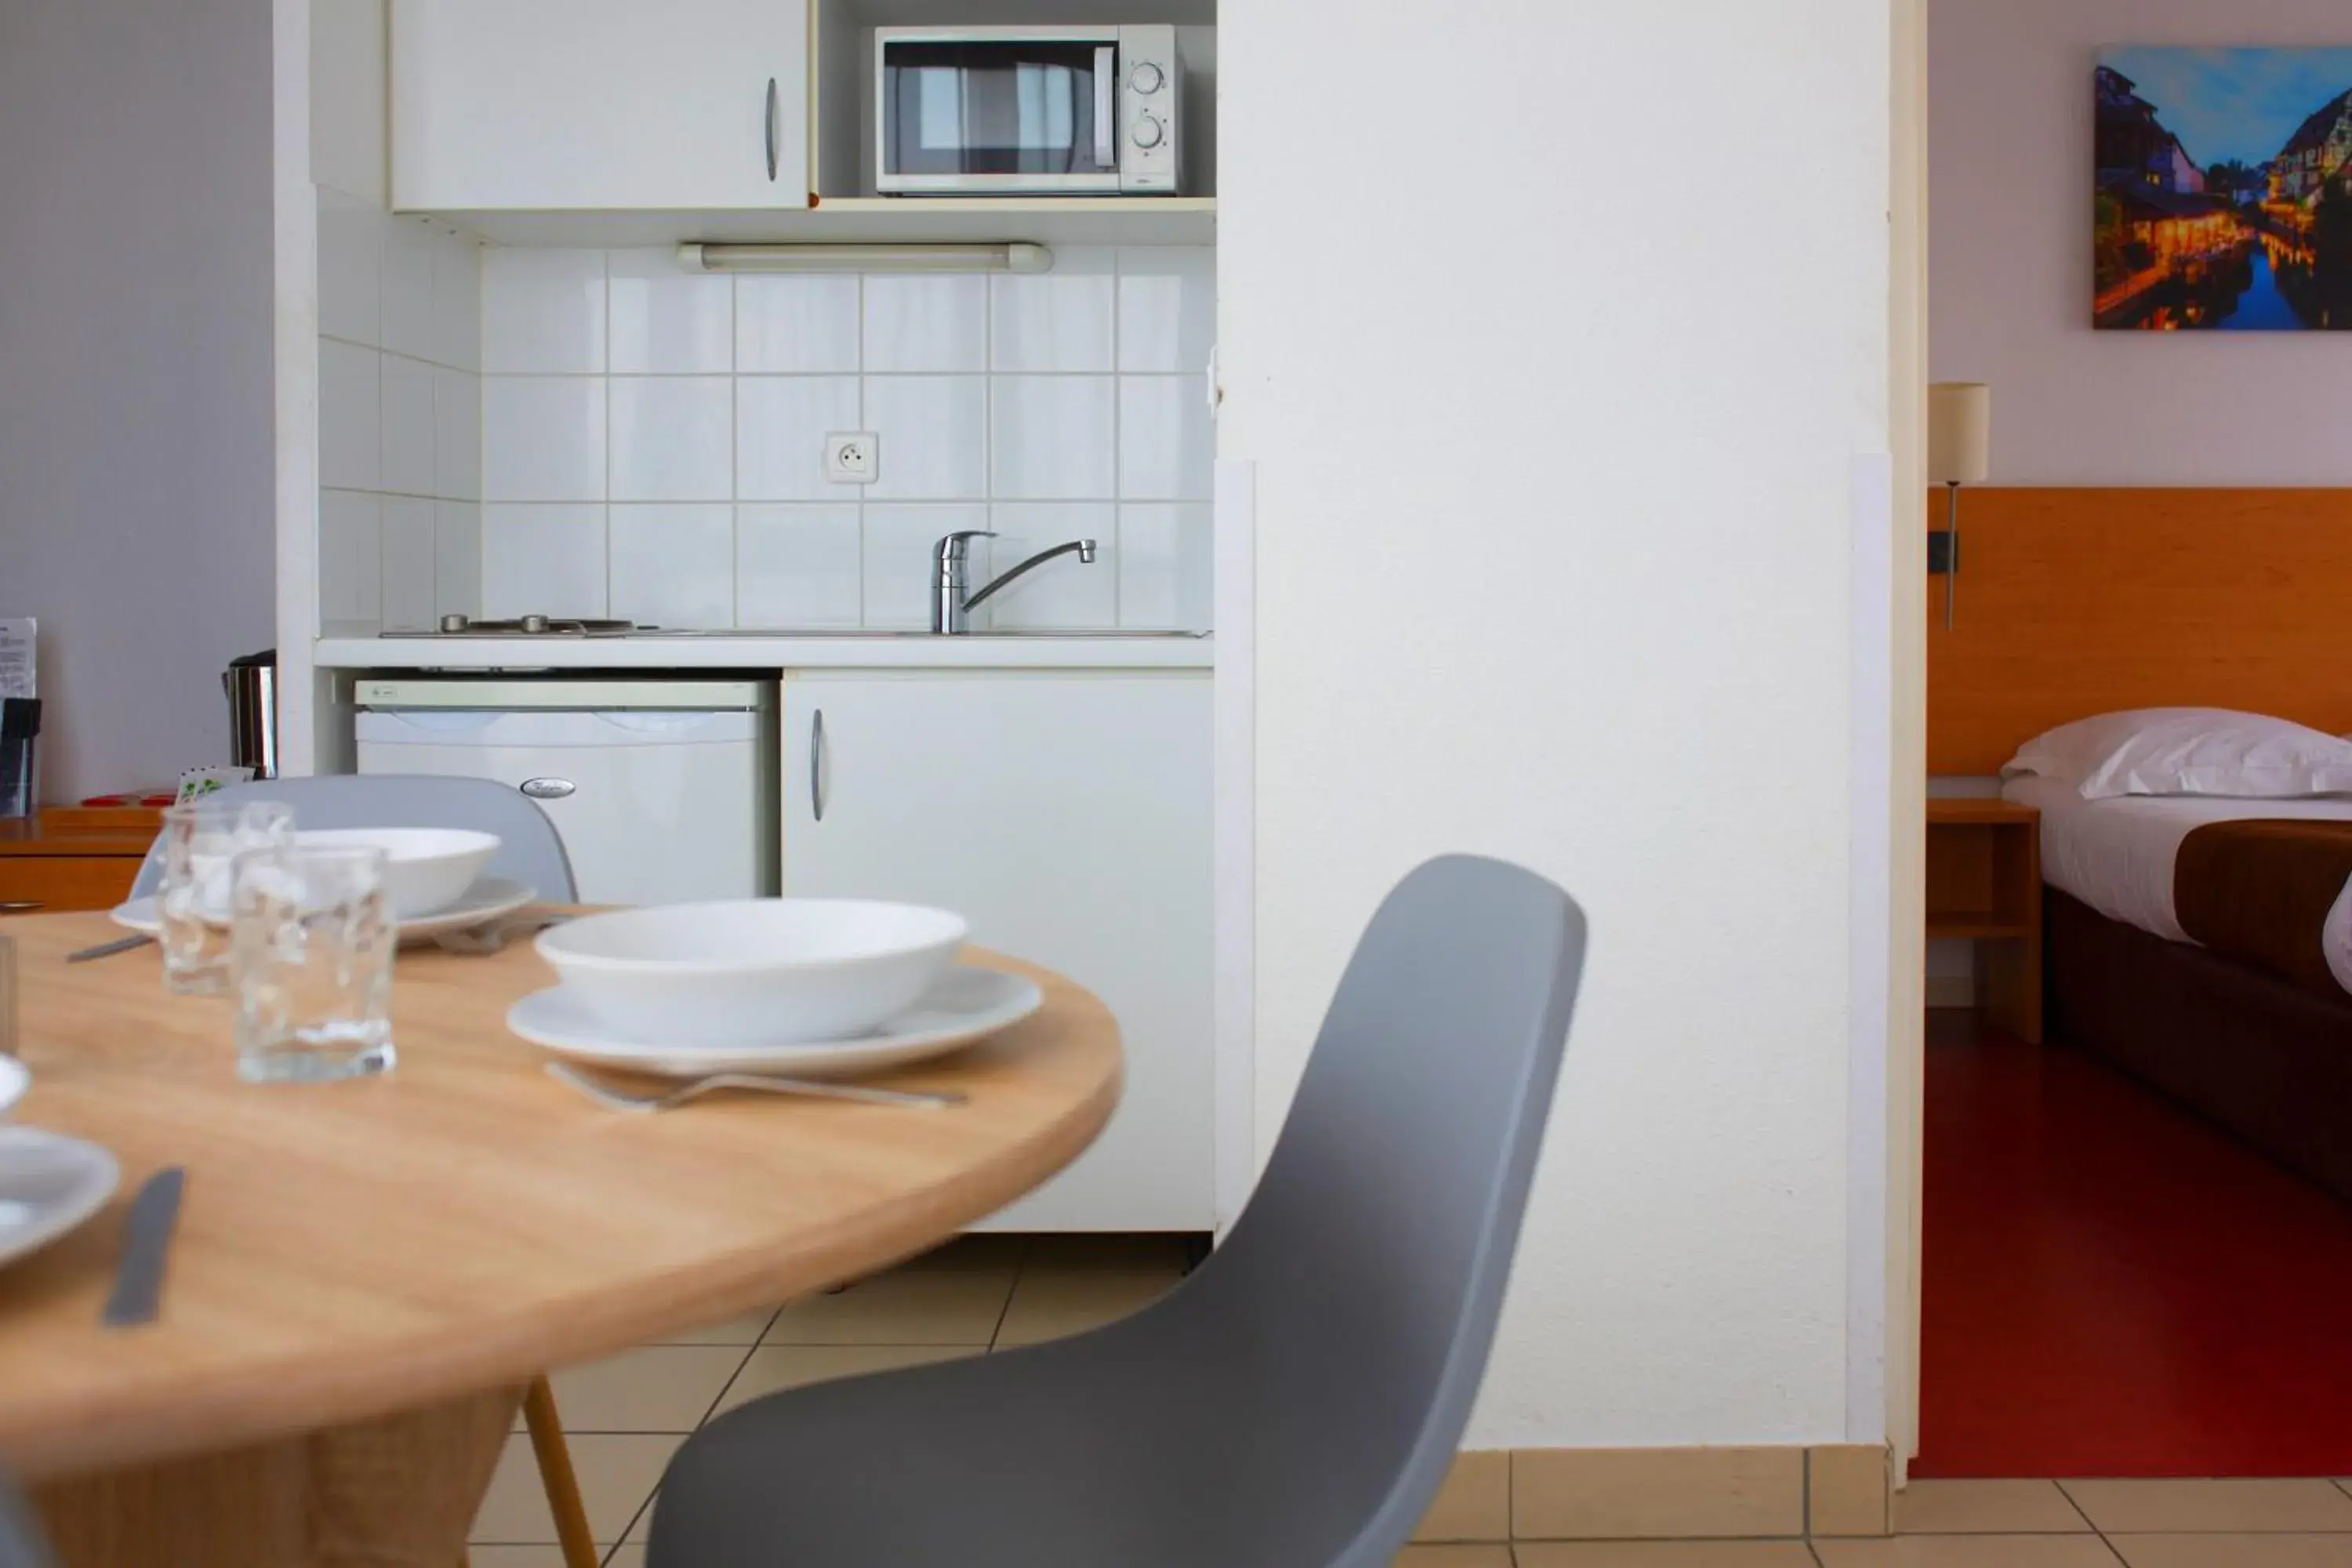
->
<box><xmin>2096</xmin><ymin>48</ymin><xmax>2352</xmax><ymax>330</ymax></box>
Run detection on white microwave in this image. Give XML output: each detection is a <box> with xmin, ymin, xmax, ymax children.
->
<box><xmin>874</xmin><ymin>25</ymin><xmax>1184</xmax><ymax>196</ymax></box>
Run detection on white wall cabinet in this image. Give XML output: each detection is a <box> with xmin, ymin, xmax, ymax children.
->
<box><xmin>390</xmin><ymin>0</ymin><xmax>810</xmax><ymax>212</ymax></box>
<box><xmin>782</xmin><ymin>672</ymin><xmax>1213</xmax><ymax>1232</ymax></box>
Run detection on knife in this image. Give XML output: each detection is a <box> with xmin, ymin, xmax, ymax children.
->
<box><xmin>103</xmin><ymin>1167</ymin><xmax>186</xmax><ymax>1328</ymax></box>
<box><xmin>67</xmin><ymin>934</ymin><xmax>154</xmax><ymax>964</ymax></box>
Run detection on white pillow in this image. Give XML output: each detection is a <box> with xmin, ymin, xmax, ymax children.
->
<box><xmin>2002</xmin><ymin>708</ymin><xmax>2352</xmax><ymax>800</ymax></box>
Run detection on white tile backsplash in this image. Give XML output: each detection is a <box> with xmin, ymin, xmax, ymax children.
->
<box><xmin>318</xmin><ymin>190</ymin><xmax>382</xmax><ymax>347</ymax></box>
<box><xmin>1117</xmin><ymin>247</ymin><xmax>1217</xmax><ymax>374</ymax></box>
<box><xmin>1116</xmin><ymin>503</ymin><xmax>1211</xmax><ymax>631</ymax></box>
<box><xmin>379</xmin><ymin>354</ymin><xmax>437</xmax><ymax>496</ymax></box>
<box><xmin>866</xmin><ymin>377</ymin><xmax>987</xmax><ymax>501</ymax></box>
<box><xmin>863</xmin><ymin>274</ymin><xmax>987</xmax><ymax>372</ymax></box>
<box><xmin>984</xmin><ymin>504</ymin><xmax>1117</xmax><ymax>630</ymax></box>
<box><xmin>737</xmin><ymin>376</ymin><xmax>861</xmax><ymax>501</ymax></box>
<box><xmin>609</xmin><ymin>249</ymin><xmax>733</xmax><ymax>374</ymax></box>
<box><xmin>609</xmin><ymin>377</ymin><xmax>731</xmax><ymax>501</ymax></box>
<box><xmin>1119</xmin><ymin>376</ymin><xmax>1214</xmax><ymax>500</ymax></box>
<box><xmin>992</xmin><ymin>377</ymin><xmax>1115</xmax><ymax>500</ymax></box>
<box><xmin>482</xmin><ymin>503</ymin><xmax>608</xmax><ymax>618</ymax></box>
<box><xmin>314</xmin><ymin>188</ymin><xmax>483</xmax><ymax>633</ymax></box>
<box><xmin>435</xmin><ymin>500</ymin><xmax>482</xmax><ymax>619</ymax></box>
<box><xmin>482</xmin><ymin>249</ymin><xmax>607</xmax><ymax>373</ymax></box>
<box><xmin>736</xmin><ymin>275</ymin><xmax>860</xmax><ymax>373</ymax></box>
<box><xmin>466</xmin><ymin>246</ymin><xmax>1214</xmax><ymax>629</ymax></box>
<box><xmin>864</xmin><ymin>505</ymin><xmax>986</xmax><ymax>629</ymax></box>
<box><xmin>609</xmin><ymin>505</ymin><xmax>735</xmax><ymax>626</ymax></box>
<box><xmin>319</xmin><ymin>490</ymin><xmax>382</xmax><ymax>626</ymax></box>
<box><xmin>319</xmin><ymin>339</ymin><xmax>381</xmax><ymax>492</ymax></box>
<box><xmin>379</xmin><ymin>219</ymin><xmax>441</xmax><ymax>363</ymax></box>
<box><xmin>380</xmin><ymin>496</ymin><xmax>439</xmax><ymax>630</ymax></box>
<box><xmin>434</xmin><ymin>366</ymin><xmax>481</xmax><ymax>501</ymax></box>
<box><xmin>991</xmin><ymin>248</ymin><xmax>1115</xmax><ymax>372</ymax></box>
<box><xmin>483</xmin><ymin>376</ymin><xmax>607</xmax><ymax>502</ymax></box>
<box><xmin>737</xmin><ymin>505</ymin><xmax>862</xmax><ymax>627</ymax></box>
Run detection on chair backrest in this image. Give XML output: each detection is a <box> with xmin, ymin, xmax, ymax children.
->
<box><xmin>129</xmin><ymin>775</ymin><xmax>577</xmax><ymax>902</ymax></box>
<box><xmin>1161</xmin><ymin>855</ymin><xmax>1586</xmax><ymax>1568</ymax></box>
<box><xmin>0</xmin><ymin>1473</ymin><xmax>53</xmax><ymax>1568</ymax></box>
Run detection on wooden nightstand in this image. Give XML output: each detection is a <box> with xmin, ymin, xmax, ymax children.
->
<box><xmin>0</xmin><ymin>806</ymin><xmax>162</xmax><ymax>915</ymax></box>
<box><xmin>1926</xmin><ymin>797</ymin><xmax>2043</xmax><ymax>1043</ymax></box>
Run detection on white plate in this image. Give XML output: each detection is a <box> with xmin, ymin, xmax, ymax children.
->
<box><xmin>110</xmin><ymin>877</ymin><xmax>539</xmax><ymax>945</ymax></box>
<box><xmin>0</xmin><ymin>1127</ymin><xmax>121</xmax><ymax>1272</ymax></box>
<box><xmin>0</xmin><ymin>1057</ymin><xmax>25</xmax><ymax>1120</ymax></box>
<box><xmin>507</xmin><ymin>963</ymin><xmax>1044</xmax><ymax>1079</ymax></box>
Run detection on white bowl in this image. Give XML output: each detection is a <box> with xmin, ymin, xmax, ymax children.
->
<box><xmin>293</xmin><ymin>828</ymin><xmax>500</xmax><ymax>918</ymax></box>
<box><xmin>535</xmin><ymin>898</ymin><xmax>969</xmax><ymax>1047</ymax></box>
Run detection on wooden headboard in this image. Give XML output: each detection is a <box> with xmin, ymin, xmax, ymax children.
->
<box><xmin>1928</xmin><ymin>488</ymin><xmax>2352</xmax><ymax>775</ymax></box>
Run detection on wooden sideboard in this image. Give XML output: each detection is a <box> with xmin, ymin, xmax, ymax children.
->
<box><xmin>0</xmin><ymin>807</ymin><xmax>161</xmax><ymax>914</ymax></box>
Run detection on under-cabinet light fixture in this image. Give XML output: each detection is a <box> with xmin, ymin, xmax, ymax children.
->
<box><xmin>677</xmin><ymin>242</ymin><xmax>1053</xmax><ymax>274</ymax></box>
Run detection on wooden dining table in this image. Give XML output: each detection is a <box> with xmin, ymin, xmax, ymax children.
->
<box><xmin>0</xmin><ymin>909</ymin><xmax>1121</xmax><ymax>1568</ymax></box>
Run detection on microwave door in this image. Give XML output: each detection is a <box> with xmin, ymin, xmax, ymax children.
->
<box><xmin>879</xmin><ymin>38</ymin><xmax>1122</xmax><ymax>193</ymax></box>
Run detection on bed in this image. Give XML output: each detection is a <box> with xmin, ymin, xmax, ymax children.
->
<box><xmin>2000</xmin><ymin>776</ymin><xmax>2352</xmax><ymax>1202</ymax></box>
<box><xmin>1929</xmin><ymin>488</ymin><xmax>2352</xmax><ymax>1204</ymax></box>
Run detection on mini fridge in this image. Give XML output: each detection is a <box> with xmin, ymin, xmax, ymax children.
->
<box><xmin>354</xmin><ymin>678</ymin><xmax>778</xmax><ymax>906</ymax></box>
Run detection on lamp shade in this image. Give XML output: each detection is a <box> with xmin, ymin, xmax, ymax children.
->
<box><xmin>1928</xmin><ymin>382</ymin><xmax>1992</xmax><ymax>486</ymax></box>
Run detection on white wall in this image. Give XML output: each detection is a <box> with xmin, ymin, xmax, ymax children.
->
<box><xmin>1933</xmin><ymin>0</ymin><xmax>2352</xmax><ymax>485</ymax></box>
<box><xmin>0</xmin><ymin>0</ymin><xmax>278</xmax><ymax>800</ymax></box>
<box><xmin>1221</xmin><ymin>1</ymin><xmax>1892</xmax><ymax>1447</ymax></box>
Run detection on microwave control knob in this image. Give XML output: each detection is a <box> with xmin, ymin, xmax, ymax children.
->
<box><xmin>1129</xmin><ymin>60</ymin><xmax>1165</xmax><ymax>94</ymax></box>
<box><xmin>1131</xmin><ymin>112</ymin><xmax>1166</xmax><ymax>149</ymax></box>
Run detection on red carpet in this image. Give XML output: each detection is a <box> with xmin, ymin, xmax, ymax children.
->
<box><xmin>1915</xmin><ymin>1013</ymin><xmax>2352</xmax><ymax>1477</ymax></box>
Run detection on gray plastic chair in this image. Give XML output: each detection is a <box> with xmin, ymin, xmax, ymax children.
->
<box><xmin>646</xmin><ymin>853</ymin><xmax>1587</xmax><ymax>1568</ymax></box>
<box><xmin>128</xmin><ymin>775</ymin><xmax>577</xmax><ymax>902</ymax></box>
<box><xmin>0</xmin><ymin>1475</ymin><xmax>52</xmax><ymax>1568</ymax></box>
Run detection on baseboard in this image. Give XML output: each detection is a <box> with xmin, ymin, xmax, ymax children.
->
<box><xmin>1412</xmin><ymin>1443</ymin><xmax>1893</xmax><ymax>1542</ymax></box>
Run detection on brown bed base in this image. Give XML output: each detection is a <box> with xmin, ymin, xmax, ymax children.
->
<box><xmin>2045</xmin><ymin>888</ymin><xmax>2352</xmax><ymax>1205</ymax></box>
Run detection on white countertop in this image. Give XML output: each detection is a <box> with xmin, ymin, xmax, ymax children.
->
<box><xmin>314</xmin><ymin>633</ymin><xmax>1214</xmax><ymax>672</ymax></box>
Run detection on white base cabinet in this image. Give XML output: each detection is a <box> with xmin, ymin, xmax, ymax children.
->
<box><xmin>390</xmin><ymin>0</ymin><xmax>810</xmax><ymax>212</ymax></box>
<box><xmin>782</xmin><ymin>672</ymin><xmax>1212</xmax><ymax>1232</ymax></box>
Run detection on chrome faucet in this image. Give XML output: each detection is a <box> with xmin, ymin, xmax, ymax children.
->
<box><xmin>931</xmin><ymin>531</ymin><xmax>1098</xmax><ymax>634</ymax></box>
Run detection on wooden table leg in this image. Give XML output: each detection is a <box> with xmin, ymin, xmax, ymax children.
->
<box><xmin>31</xmin><ymin>1385</ymin><xmax>521</xmax><ymax>1568</ymax></box>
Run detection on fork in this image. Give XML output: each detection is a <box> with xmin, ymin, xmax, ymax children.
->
<box><xmin>543</xmin><ymin>1060</ymin><xmax>964</xmax><ymax>1112</ymax></box>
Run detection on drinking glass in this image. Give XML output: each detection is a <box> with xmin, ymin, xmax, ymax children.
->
<box><xmin>229</xmin><ymin>843</ymin><xmax>397</xmax><ymax>1083</ymax></box>
<box><xmin>158</xmin><ymin>800</ymin><xmax>294</xmax><ymax>996</ymax></box>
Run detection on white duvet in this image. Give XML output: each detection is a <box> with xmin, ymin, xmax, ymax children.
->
<box><xmin>2001</xmin><ymin>775</ymin><xmax>2352</xmax><ymax>995</ymax></box>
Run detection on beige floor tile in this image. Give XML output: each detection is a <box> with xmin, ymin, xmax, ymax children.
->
<box><xmin>1392</xmin><ymin>1548</ymin><xmax>1515</xmax><ymax>1568</ymax></box>
<box><xmin>1517</xmin><ymin>1544</ymin><xmax>1820</xmax><ymax>1566</ymax></box>
<box><xmin>530</xmin><ymin>1345</ymin><xmax>747</xmax><ymax>1433</ymax></box>
<box><xmin>2061</xmin><ymin>1479</ymin><xmax>2352</xmax><ymax>1534</ymax></box>
<box><xmin>1018</xmin><ymin>1233</ymin><xmax>1196</xmax><ymax>1272</ymax></box>
<box><xmin>1897</xmin><ymin>1480</ymin><xmax>2092</xmax><ymax>1534</ymax></box>
<box><xmin>993</xmin><ymin>1269</ymin><xmax>1181</xmax><ymax>1347</ymax></box>
<box><xmin>466</xmin><ymin>1550</ymin><xmax>599</xmax><ymax>1568</ymax></box>
<box><xmin>710</xmin><ymin>1343</ymin><xmax>975</xmax><ymax>1417</ymax></box>
<box><xmin>1414</xmin><ymin>1450</ymin><xmax>1511</xmax><ymax>1542</ymax></box>
<box><xmin>470</xmin><ymin>1432</ymin><xmax>682</xmax><ymax>1544</ymax></box>
<box><xmin>644</xmin><ymin>1307</ymin><xmax>779</xmax><ymax>1346</ymax></box>
<box><xmin>761</xmin><ymin>1266</ymin><xmax>1015</xmax><ymax>1345</ymax></box>
<box><xmin>603</xmin><ymin>1548</ymin><xmax>648</xmax><ymax>1568</ymax></box>
<box><xmin>2111</xmin><ymin>1537</ymin><xmax>2352</xmax><ymax>1568</ymax></box>
<box><xmin>1814</xmin><ymin>1537</ymin><xmax>2122</xmax><ymax>1567</ymax></box>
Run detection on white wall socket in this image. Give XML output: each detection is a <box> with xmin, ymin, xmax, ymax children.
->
<box><xmin>826</xmin><ymin>432</ymin><xmax>879</xmax><ymax>484</ymax></box>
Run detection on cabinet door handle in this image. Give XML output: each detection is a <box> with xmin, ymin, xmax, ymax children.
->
<box><xmin>811</xmin><ymin>708</ymin><xmax>826</xmax><ymax>822</ymax></box>
<box><xmin>764</xmin><ymin>76</ymin><xmax>781</xmax><ymax>183</ymax></box>
<box><xmin>0</xmin><ymin>902</ymin><xmax>41</xmax><ymax>914</ymax></box>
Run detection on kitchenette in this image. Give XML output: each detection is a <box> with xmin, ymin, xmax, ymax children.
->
<box><xmin>292</xmin><ymin>0</ymin><xmax>1221</xmax><ymax>1235</ymax></box>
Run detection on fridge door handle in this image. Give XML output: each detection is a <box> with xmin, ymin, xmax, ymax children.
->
<box><xmin>811</xmin><ymin>709</ymin><xmax>826</xmax><ymax>822</ymax></box>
